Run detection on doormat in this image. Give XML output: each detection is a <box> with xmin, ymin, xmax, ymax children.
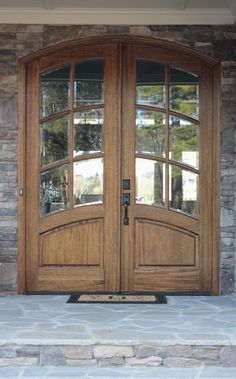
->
<box><xmin>67</xmin><ymin>294</ymin><xmax>167</xmax><ymax>304</ymax></box>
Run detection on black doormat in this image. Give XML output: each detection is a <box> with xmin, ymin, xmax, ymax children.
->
<box><xmin>67</xmin><ymin>293</ymin><xmax>167</xmax><ymax>304</ymax></box>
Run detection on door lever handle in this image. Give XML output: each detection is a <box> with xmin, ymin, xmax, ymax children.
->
<box><xmin>123</xmin><ymin>193</ymin><xmax>130</xmax><ymax>225</ymax></box>
<box><xmin>124</xmin><ymin>201</ymin><xmax>129</xmax><ymax>225</ymax></box>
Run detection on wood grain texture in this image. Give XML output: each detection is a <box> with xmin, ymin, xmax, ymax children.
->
<box><xmin>25</xmin><ymin>61</ymin><xmax>40</xmax><ymax>292</ymax></box>
<box><xmin>134</xmin><ymin>269</ymin><xmax>201</xmax><ymax>292</ymax></box>
<box><xmin>19</xmin><ymin>37</ymin><xmax>220</xmax><ymax>294</ymax></box>
<box><xmin>103</xmin><ymin>42</ymin><xmax>121</xmax><ymax>292</ymax></box>
<box><xmin>18</xmin><ymin>62</ymin><xmax>27</xmax><ymax>294</ymax></box>
<box><xmin>135</xmin><ymin>220</ymin><xmax>196</xmax><ymax>267</ymax></box>
<box><xmin>40</xmin><ymin>220</ymin><xmax>103</xmax><ymax>266</ymax></box>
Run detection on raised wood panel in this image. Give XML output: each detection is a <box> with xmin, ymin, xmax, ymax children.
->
<box><xmin>40</xmin><ymin>220</ymin><xmax>103</xmax><ymax>266</ymax></box>
<box><xmin>37</xmin><ymin>267</ymin><xmax>104</xmax><ymax>291</ymax></box>
<box><xmin>134</xmin><ymin>269</ymin><xmax>201</xmax><ymax>292</ymax></box>
<box><xmin>135</xmin><ymin>220</ymin><xmax>197</xmax><ymax>267</ymax></box>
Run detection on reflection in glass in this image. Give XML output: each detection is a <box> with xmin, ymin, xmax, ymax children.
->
<box><xmin>136</xmin><ymin>158</ymin><xmax>164</xmax><ymax>207</ymax></box>
<box><xmin>74</xmin><ymin>60</ymin><xmax>104</xmax><ymax>107</ymax></box>
<box><xmin>136</xmin><ymin>60</ymin><xmax>165</xmax><ymax>108</ymax></box>
<box><xmin>170</xmin><ymin>67</ymin><xmax>199</xmax><ymax>119</ymax></box>
<box><xmin>41</xmin><ymin>66</ymin><xmax>70</xmax><ymax>118</ymax></box>
<box><xmin>40</xmin><ymin>116</ymin><xmax>69</xmax><ymax>167</ymax></box>
<box><xmin>40</xmin><ymin>165</ymin><xmax>69</xmax><ymax>217</ymax></box>
<box><xmin>74</xmin><ymin>110</ymin><xmax>103</xmax><ymax>156</ymax></box>
<box><xmin>74</xmin><ymin>159</ymin><xmax>103</xmax><ymax>205</ymax></box>
<box><xmin>136</xmin><ymin>110</ymin><xmax>165</xmax><ymax>157</ymax></box>
<box><xmin>170</xmin><ymin>165</ymin><xmax>199</xmax><ymax>218</ymax></box>
<box><xmin>169</xmin><ymin>116</ymin><xmax>199</xmax><ymax>169</ymax></box>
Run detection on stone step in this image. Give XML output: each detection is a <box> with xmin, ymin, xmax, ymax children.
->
<box><xmin>0</xmin><ymin>343</ymin><xmax>235</xmax><ymax>368</ymax></box>
<box><xmin>1</xmin><ymin>295</ymin><xmax>236</xmax><ymax>371</ymax></box>
<box><xmin>1</xmin><ymin>366</ymin><xmax>236</xmax><ymax>378</ymax></box>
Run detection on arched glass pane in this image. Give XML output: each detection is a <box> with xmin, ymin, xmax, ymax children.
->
<box><xmin>170</xmin><ymin>165</ymin><xmax>199</xmax><ymax>218</ymax></box>
<box><xmin>40</xmin><ymin>165</ymin><xmax>69</xmax><ymax>217</ymax></box>
<box><xmin>136</xmin><ymin>110</ymin><xmax>165</xmax><ymax>157</ymax></box>
<box><xmin>41</xmin><ymin>66</ymin><xmax>70</xmax><ymax>118</ymax></box>
<box><xmin>74</xmin><ymin>158</ymin><xmax>103</xmax><ymax>206</ymax></box>
<box><xmin>74</xmin><ymin>60</ymin><xmax>104</xmax><ymax>107</ymax></box>
<box><xmin>136</xmin><ymin>60</ymin><xmax>165</xmax><ymax>108</ymax></box>
<box><xmin>40</xmin><ymin>115</ymin><xmax>69</xmax><ymax>167</ymax></box>
<box><xmin>169</xmin><ymin>116</ymin><xmax>199</xmax><ymax>169</ymax></box>
<box><xmin>74</xmin><ymin>109</ymin><xmax>103</xmax><ymax>157</ymax></box>
<box><xmin>170</xmin><ymin>67</ymin><xmax>199</xmax><ymax>119</ymax></box>
<box><xmin>136</xmin><ymin>158</ymin><xmax>164</xmax><ymax>207</ymax></box>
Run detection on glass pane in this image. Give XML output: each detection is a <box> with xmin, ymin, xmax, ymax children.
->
<box><xmin>40</xmin><ymin>116</ymin><xmax>69</xmax><ymax>167</ymax></box>
<box><xmin>74</xmin><ymin>159</ymin><xmax>103</xmax><ymax>205</ymax></box>
<box><xmin>40</xmin><ymin>165</ymin><xmax>69</xmax><ymax>217</ymax></box>
<box><xmin>41</xmin><ymin>66</ymin><xmax>70</xmax><ymax>118</ymax></box>
<box><xmin>170</xmin><ymin>165</ymin><xmax>199</xmax><ymax>218</ymax></box>
<box><xmin>136</xmin><ymin>110</ymin><xmax>165</xmax><ymax>157</ymax></box>
<box><xmin>136</xmin><ymin>60</ymin><xmax>165</xmax><ymax>108</ymax></box>
<box><xmin>170</xmin><ymin>67</ymin><xmax>199</xmax><ymax>119</ymax></box>
<box><xmin>136</xmin><ymin>158</ymin><xmax>164</xmax><ymax>207</ymax></box>
<box><xmin>74</xmin><ymin>60</ymin><xmax>104</xmax><ymax>107</ymax></box>
<box><xmin>169</xmin><ymin>116</ymin><xmax>199</xmax><ymax>169</ymax></box>
<box><xmin>74</xmin><ymin>109</ymin><xmax>103</xmax><ymax>157</ymax></box>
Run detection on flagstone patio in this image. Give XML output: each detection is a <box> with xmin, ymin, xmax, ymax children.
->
<box><xmin>0</xmin><ymin>295</ymin><xmax>236</xmax><ymax>378</ymax></box>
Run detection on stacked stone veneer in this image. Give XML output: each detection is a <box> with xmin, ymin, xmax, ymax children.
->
<box><xmin>0</xmin><ymin>343</ymin><xmax>236</xmax><ymax>368</ymax></box>
<box><xmin>0</xmin><ymin>24</ymin><xmax>235</xmax><ymax>294</ymax></box>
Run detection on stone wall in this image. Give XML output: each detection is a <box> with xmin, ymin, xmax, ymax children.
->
<box><xmin>0</xmin><ymin>24</ymin><xmax>235</xmax><ymax>294</ymax></box>
<box><xmin>0</xmin><ymin>343</ymin><xmax>236</xmax><ymax>368</ymax></box>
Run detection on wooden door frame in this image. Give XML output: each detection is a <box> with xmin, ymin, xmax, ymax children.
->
<box><xmin>18</xmin><ymin>36</ymin><xmax>220</xmax><ymax>295</ymax></box>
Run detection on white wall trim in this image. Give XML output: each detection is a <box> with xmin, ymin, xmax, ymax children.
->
<box><xmin>0</xmin><ymin>8</ymin><xmax>233</xmax><ymax>25</ymax></box>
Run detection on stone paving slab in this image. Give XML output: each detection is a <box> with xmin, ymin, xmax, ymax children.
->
<box><xmin>1</xmin><ymin>366</ymin><xmax>236</xmax><ymax>378</ymax></box>
<box><xmin>0</xmin><ymin>295</ymin><xmax>236</xmax><ymax>346</ymax></box>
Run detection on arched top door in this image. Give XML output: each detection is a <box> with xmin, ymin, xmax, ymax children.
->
<box><xmin>22</xmin><ymin>38</ymin><xmax>219</xmax><ymax>294</ymax></box>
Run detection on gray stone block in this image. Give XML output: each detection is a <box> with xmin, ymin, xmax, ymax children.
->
<box><xmin>98</xmin><ymin>358</ymin><xmax>124</xmax><ymax>367</ymax></box>
<box><xmin>169</xmin><ymin>345</ymin><xmax>192</xmax><ymax>358</ymax></box>
<box><xmin>164</xmin><ymin>357</ymin><xmax>201</xmax><ymax>368</ymax></box>
<box><xmin>16</xmin><ymin>346</ymin><xmax>40</xmax><ymax>358</ymax></box>
<box><xmin>40</xmin><ymin>346</ymin><xmax>66</xmax><ymax>366</ymax></box>
<box><xmin>220</xmin><ymin>347</ymin><xmax>236</xmax><ymax>367</ymax></box>
<box><xmin>135</xmin><ymin>345</ymin><xmax>157</xmax><ymax>359</ymax></box>
<box><xmin>94</xmin><ymin>346</ymin><xmax>134</xmax><ymax>359</ymax></box>
<box><xmin>0</xmin><ymin>346</ymin><xmax>16</xmax><ymax>358</ymax></box>
<box><xmin>125</xmin><ymin>356</ymin><xmax>162</xmax><ymax>366</ymax></box>
<box><xmin>66</xmin><ymin>359</ymin><xmax>97</xmax><ymax>366</ymax></box>
<box><xmin>60</xmin><ymin>346</ymin><xmax>93</xmax><ymax>359</ymax></box>
<box><xmin>192</xmin><ymin>346</ymin><xmax>220</xmax><ymax>361</ymax></box>
<box><xmin>0</xmin><ymin>263</ymin><xmax>17</xmax><ymax>286</ymax></box>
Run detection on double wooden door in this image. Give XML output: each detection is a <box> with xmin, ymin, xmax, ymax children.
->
<box><xmin>24</xmin><ymin>39</ymin><xmax>217</xmax><ymax>293</ymax></box>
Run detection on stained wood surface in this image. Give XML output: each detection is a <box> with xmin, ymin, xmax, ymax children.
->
<box><xmin>135</xmin><ymin>220</ymin><xmax>196</xmax><ymax>267</ymax></box>
<box><xmin>40</xmin><ymin>220</ymin><xmax>103</xmax><ymax>266</ymax></box>
<box><xmin>20</xmin><ymin>37</ymin><xmax>219</xmax><ymax>294</ymax></box>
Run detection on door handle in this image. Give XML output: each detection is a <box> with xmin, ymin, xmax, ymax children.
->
<box><xmin>123</xmin><ymin>193</ymin><xmax>130</xmax><ymax>225</ymax></box>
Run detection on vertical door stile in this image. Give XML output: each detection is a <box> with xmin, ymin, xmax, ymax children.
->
<box><xmin>120</xmin><ymin>44</ymin><xmax>136</xmax><ymax>292</ymax></box>
<box><xmin>26</xmin><ymin>61</ymin><xmax>40</xmax><ymax>290</ymax></box>
<box><xmin>103</xmin><ymin>43</ymin><xmax>121</xmax><ymax>292</ymax></box>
